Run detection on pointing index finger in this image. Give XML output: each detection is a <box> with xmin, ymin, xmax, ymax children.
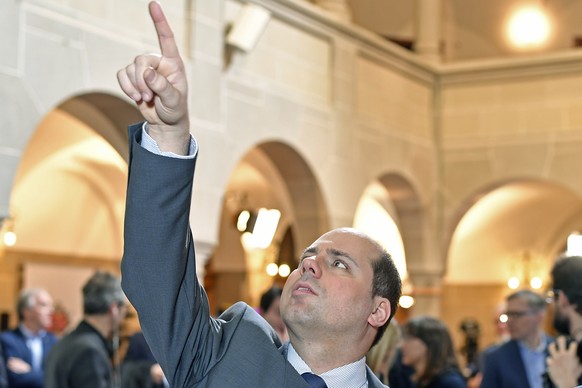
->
<box><xmin>149</xmin><ymin>1</ymin><xmax>180</xmax><ymax>59</ymax></box>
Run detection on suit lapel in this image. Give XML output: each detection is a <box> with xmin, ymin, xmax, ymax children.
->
<box><xmin>15</xmin><ymin>328</ymin><xmax>33</xmax><ymax>364</ymax></box>
<box><xmin>508</xmin><ymin>340</ymin><xmax>530</xmax><ymax>387</ymax></box>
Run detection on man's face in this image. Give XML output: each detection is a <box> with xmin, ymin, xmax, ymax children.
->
<box><xmin>23</xmin><ymin>291</ymin><xmax>54</xmax><ymax>332</ymax></box>
<box><xmin>280</xmin><ymin>229</ymin><xmax>385</xmax><ymax>343</ymax></box>
<box><xmin>400</xmin><ymin>335</ymin><xmax>427</xmax><ymax>367</ymax></box>
<box><xmin>505</xmin><ymin>297</ymin><xmax>542</xmax><ymax>342</ymax></box>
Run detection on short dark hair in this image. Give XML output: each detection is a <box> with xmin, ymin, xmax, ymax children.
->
<box><xmin>371</xmin><ymin>249</ymin><xmax>402</xmax><ymax>347</ymax></box>
<box><xmin>403</xmin><ymin>316</ymin><xmax>460</xmax><ymax>387</ymax></box>
<box><xmin>83</xmin><ymin>271</ymin><xmax>125</xmax><ymax>315</ymax></box>
<box><xmin>260</xmin><ymin>286</ymin><xmax>283</xmax><ymax>313</ymax></box>
<box><xmin>506</xmin><ymin>289</ymin><xmax>546</xmax><ymax>312</ymax></box>
<box><xmin>551</xmin><ymin>255</ymin><xmax>582</xmax><ymax>315</ymax></box>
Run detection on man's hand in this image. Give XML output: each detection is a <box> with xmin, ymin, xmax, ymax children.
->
<box><xmin>547</xmin><ymin>336</ymin><xmax>582</xmax><ymax>388</ymax></box>
<box><xmin>117</xmin><ymin>1</ymin><xmax>190</xmax><ymax>155</ymax></box>
<box><xmin>150</xmin><ymin>363</ymin><xmax>165</xmax><ymax>385</ymax></box>
<box><xmin>7</xmin><ymin>357</ymin><xmax>31</xmax><ymax>374</ymax></box>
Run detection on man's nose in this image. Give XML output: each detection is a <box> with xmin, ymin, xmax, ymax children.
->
<box><xmin>300</xmin><ymin>256</ymin><xmax>322</xmax><ymax>278</ymax></box>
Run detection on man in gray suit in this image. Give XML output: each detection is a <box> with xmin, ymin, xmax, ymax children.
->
<box><xmin>118</xmin><ymin>2</ymin><xmax>402</xmax><ymax>387</ymax></box>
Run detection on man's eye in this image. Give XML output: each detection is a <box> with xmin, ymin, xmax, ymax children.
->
<box><xmin>333</xmin><ymin>260</ymin><xmax>347</xmax><ymax>269</ymax></box>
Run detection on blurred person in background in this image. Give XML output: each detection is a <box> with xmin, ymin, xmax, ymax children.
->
<box><xmin>121</xmin><ymin>331</ymin><xmax>168</xmax><ymax>388</ymax></box>
<box><xmin>400</xmin><ymin>316</ymin><xmax>466</xmax><ymax>388</ymax></box>
<box><xmin>44</xmin><ymin>271</ymin><xmax>126</xmax><ymax>388</ymax></box>
<box><xmin>545</xmin><ymin>256</ymin><xmax>582</xmax><ymax>387</ymax></box>
<box><xmin>481</xmin><ymin>289</ymin><xmax>551</xmax><ymax>388</ymax></box>
<box><xmin>0</xmin><ymin>288</ymin><xmax>57</xmax><ymax>388</ymax></box>
<box><xmin>366</xmin><ymin>320</ymin><xmax>402</xmax><ymax>385</ymax></box>
<box><xmin>259</xmin><ymin>286</ymin><xmax>288</xmax><ymax>343</ymax></box>
<box><xmin>0</xmin><ymin>341</ymin><xmax>9</xmax><ymax>388</ymax></box>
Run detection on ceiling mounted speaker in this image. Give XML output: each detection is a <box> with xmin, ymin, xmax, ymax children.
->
<box><xmin>226</xmin><ymin>3</ymin><xmax>271</xmax><ymax>52</ymax></box>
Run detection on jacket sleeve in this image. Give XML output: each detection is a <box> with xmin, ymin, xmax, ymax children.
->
<box><xmin>121</xmin><ymin>124</ymin><xmax>230</xmax><ymax>387</ymax></box>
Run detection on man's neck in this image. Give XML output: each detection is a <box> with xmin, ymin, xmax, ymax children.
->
<box><xmin>84</xmin><ymin>315</ymin><xmax>111</xmax><ymax>339</ymax></box>
<box><xmin>521</xmin><ymin>330</ymin><xmax>543</xmax><ymax>349</ymax></box>
<box><xmin>20</xmin><ymin>322</ymin><xmax>42</xmax><ymax>336</ymax></box>
<box><xmin>289</xmin><ymin>336</ymin><xmax>367</xmax><ymax>374</ymax></box>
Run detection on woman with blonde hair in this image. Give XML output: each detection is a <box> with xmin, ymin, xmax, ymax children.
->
<box><xmin>366</xmin><ymin>320</ymin><xmax>402</xmax><ymax>384</ymax></box>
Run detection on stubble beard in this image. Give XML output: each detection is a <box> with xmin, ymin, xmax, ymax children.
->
<box><xmin>553</xmin><ymin>310</ymin><xmax>570</xmax><ymax>335</ymax></box>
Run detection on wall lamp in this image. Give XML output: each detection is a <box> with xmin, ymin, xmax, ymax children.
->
<box><xmin>226</xmin><ymin>3</ymin><xmax>271</xmax><ymax>52</ymax></box>
<box><xmin>0</xmin><ymin>216</ymin><xmax>16</xmax><ymax>247</ymax></box>
<box><xmin>237</xmin><ymin>208</ymin><xmax>280</xmax><ymax>250</ymax></box>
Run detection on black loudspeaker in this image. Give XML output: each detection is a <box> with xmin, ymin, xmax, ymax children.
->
<box><xmin>0</xmin><ymin>311</ymin><xmax>9</xmax><ymax>331</ymax></box>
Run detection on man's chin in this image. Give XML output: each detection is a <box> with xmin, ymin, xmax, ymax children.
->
<box><xmin>283</xmin><ymin>308</ymin><xmax>317</xmax><ymax>325</ymax></box>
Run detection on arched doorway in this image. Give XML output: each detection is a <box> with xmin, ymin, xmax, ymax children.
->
<box><xmin>443</xmin><ymin>179</ymin><xmax>582</xmax><ymax>353</ymax></box>
<box><xmin>207</xmin><ymin>141</ymin><xmax>328</xmax><ymax>314</ymax></box>
<box><xmin>1</xmin><ymin>92</ymin><xmax>140</xmax><ymax>328</ymax></box>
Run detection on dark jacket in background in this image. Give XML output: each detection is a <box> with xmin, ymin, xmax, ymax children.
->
<box><xmin>44</xmin><ymin>320</ymin><xmax>113</xmax><ymax>388</ymax></box>
<box><xmin>121</xmin><ymin>332</ymin><xmax>165</xmax><ymax>388</ymax></box>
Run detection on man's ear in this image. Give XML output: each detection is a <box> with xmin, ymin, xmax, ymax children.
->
<box><xmin>368</xmin><ymin>297</ymin><xmax>390</xmax><ymax>328</ymax></box>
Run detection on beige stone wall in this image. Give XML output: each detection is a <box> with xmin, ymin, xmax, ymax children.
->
<box><xmin>440</xmin><ymin>65</ymin><xmax>582</xmax><ymax>204</ymax></box>
<box><xmin>440</xmin><ymin>58</ymin><xmax>582</xmax><ymax>288</ymax></box>
<box><xmin>442</xmin><ymin>283</ymin><xmax>508</xmax><ymax>364</ymax></box>
<box><xmin>3</xmin><ymin>0</ymin><xmax>582</xmax><ymax>325</ymax></box>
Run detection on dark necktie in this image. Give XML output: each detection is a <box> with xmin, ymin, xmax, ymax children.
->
<box><xmin>301</xmin><ymin>372</ymin><xmax>328</xmax><ymax>388</ymax></box>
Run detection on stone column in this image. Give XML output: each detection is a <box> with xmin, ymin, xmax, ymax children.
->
<box><xmin>415</xmin><ymin>0</ymin><xmax>441</xmax><ymax>63</ymax></box>
<box><xmin>408</xmin><ymin>268</ymin><xmax>443</xmax><ymax>317</ymax></box>
<box><xmin>314</xmin><ymin>0</ymin><xmax>352</xmax><ymax>22</ymax></box>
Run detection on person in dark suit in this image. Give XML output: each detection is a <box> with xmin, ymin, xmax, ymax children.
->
<box><xmin>0</xmin><ymin>340</ymin><xmax>9</xmax><ymax>388</ymax></box>
<box><xmin>117</xmin><ymin>3</ymin><xmax>402</xmax><ymax>387</ymax></box>
<box><xmin>481</xmin><ymin>289</ymin><xmax>551</xmax><ymax>388</ymax></box>
<box><xmin>44</xmin><ymin>272</ymin><xmax>126</xmax><ymax>388</ymax></box>
<box><xmin>121</xmin><ymin>331</ymin><xmax>168</xmax><ymax>388</ymax></box>
<box><xmin>0</xmin><ymin>288</ymin><xmax>58</xmax><ymax>388</ymax></box>
<box><xmin>546</xmin><ymin>255</ymin><xmax>582</xmax><ymax>387</ymax></box>
<box><xmin>399</xmin><ymin>316</ymin><xmax>466</xmax><ymax>388</ymax></box>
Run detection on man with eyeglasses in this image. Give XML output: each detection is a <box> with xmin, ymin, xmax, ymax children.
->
<box><xmin>481</xmin><ymin>289</ymin><xmax>551</xmax><ymax>388</ymax></box>
<box><xmin>545</xmin><ymin>255</ymin><xmax>582</xmax><ymax>388</ymax></box>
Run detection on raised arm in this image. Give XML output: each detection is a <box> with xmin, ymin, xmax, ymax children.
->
<box><xmin>118</xmin><ymin>3</ymin><xmax>214</xmax><ymax>386</ymax></box>
<box><xmin>117</xmin><ymin>1</ymin><xmax>190</xmax><ymax>154</ymax></box>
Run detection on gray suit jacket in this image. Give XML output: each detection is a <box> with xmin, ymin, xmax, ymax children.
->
<box><xmin>121</xmin><ymin>123</ymin><xmax>387</xmax><ymax>387</ymax></box>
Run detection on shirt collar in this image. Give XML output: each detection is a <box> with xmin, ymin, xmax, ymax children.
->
<box><xmin>286</xmin><ymin>342</ymin><xmax>367</xmax><ymax>388</ymax></box>
<box><xmin>19</xmin><ymin>324</ymin><xmax>46</xmax><ymax>339</ymax></box>
<box><xmin>517</xmin><ymin>334</ymin><xmax>548</xmax><ymax>353</ymax></box>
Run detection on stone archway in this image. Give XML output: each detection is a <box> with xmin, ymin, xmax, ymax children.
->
<box><xmin>443</xmin><ymin>179</ymin><xmax>582</xmax><ymax>351</ymax></box>
<box><xmin>353</xmin><ymin>173</ymin><xmax>427</xmax><ymax>319</ymax></box>
<box><xmin>1</xmin><ymin>93</ymin><xmax>140</xmax><ymax>327</ymax></box>
<box><xmin>210</xmin><ymin>141</ymin><xmax>328</xmax><ymax>312</ymax></box>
